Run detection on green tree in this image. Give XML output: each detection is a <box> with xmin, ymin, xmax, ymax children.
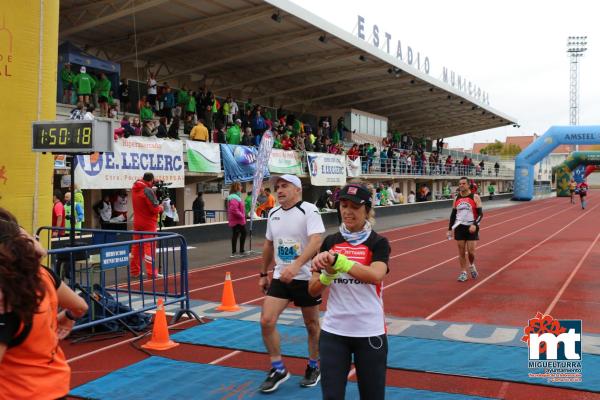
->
<box><xmin>480</xmin><ymin>140</ymin><xmax>521</xmax><ymax>156</ymax></box>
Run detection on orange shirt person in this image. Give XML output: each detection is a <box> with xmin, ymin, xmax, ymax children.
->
<box><xmin>256</xmin><ymin>188</ymin><xmax>276</xmax><ymax>217</ymax></box>
<box><xmin>0</xmin><ymin>208</ymin><xmax>88</xmax><ymax>400</ymax></box>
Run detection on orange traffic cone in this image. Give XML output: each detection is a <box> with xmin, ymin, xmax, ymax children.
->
<box><xmin>216</xmin><ymin>272</ymin><xmax>241</xmax><ymax>312</ymax></box>
<box><xmin>142</xmin><ymin>298</ymin><xmax>179</xmax><ymax>350</ymax></box>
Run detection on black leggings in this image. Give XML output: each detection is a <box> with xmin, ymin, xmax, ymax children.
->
<box><xmin>319</xmin><ymin>329</ymin><xmax>388</xmax><ymax>400</ymax></box>
<box><xmin>231</xmin><ymin>224</ymin><xmax>246</xmax><ymax>253</ymax></box>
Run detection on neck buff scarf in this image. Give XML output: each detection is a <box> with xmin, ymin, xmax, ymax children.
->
<box><xmin>339</xmin><ymin>220</ymin><xmax>372</xmax><ymax>246</ymax></box>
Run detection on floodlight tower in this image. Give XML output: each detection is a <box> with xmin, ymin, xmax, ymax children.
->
<box><xmin>567</xmin><ymin>36</ymin><xmax>587</xmax><ymax>151</ymax></box>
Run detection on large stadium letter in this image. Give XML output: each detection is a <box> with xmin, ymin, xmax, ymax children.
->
<box><xmin>0</xmin><ymin>1</ymin><xmax>59</xmax><ymax>231</ymax></box>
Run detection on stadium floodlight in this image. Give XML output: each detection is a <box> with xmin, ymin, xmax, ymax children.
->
<box><xmin>567</xmin><ymin>35</ymin><xmax>587</xmax><ymax>150</ymax></box>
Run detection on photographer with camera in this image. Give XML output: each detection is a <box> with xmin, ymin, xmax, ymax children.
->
<box><xmin>129</xmin><ymin>172</ymin><xmax>163</xmax><ymax>279</ymax></box>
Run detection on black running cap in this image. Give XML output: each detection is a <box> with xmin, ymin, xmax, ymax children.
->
<box><xmin>339</xmin><ymin>184</ymin><xmax>371</xmax><ymax>206</ymax></box>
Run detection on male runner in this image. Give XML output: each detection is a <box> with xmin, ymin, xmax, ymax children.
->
<box><xmin>447</xmin><ymin>177</ymin><xmax>483</xmax><ymax>282</ymax></box>
<box><xmin>577</xmin><ymin>180</ymin><xmax>589</xmax><ymax>209</ymax></box>
<box><xmin>258</xmin><ymin>174</ymin><xmax>325</xmax><ymax>393</ymax></box>
<box><xmin>569</xmin><ymin>178</ymin><xmax>577</xmax><ymax>204</ymax></box>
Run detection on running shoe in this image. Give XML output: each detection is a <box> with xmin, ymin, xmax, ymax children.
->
<box><xmin>299</xmin><ymin>365</ymin><xmax>321</xmax><ymax>387</ymax></box>
<box><xmin>259</xmin><ymin>368</ymin><xmax>290</xmax><ymax>393</ymax></box>
<box><xmin>457</xmin><ymin>271</ymin><xmax>468</xmax><ymax>282</ymax></box>
<box><xmin>469</xmin><ymin>265</ymin><xmax>478</xmax><ymax>279</ymax></box>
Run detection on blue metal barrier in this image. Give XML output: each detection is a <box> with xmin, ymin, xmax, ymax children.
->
<box><xmin>37</xmin><ymin>226</ymin><xmax>199</xmax><ymax>332</ymax></box>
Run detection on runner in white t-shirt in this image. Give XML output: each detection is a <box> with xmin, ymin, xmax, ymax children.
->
<box><xmin>258</xmin><ymin>174</ymin><xmax>325</xmax><ymax>393</ymax></box>
<box><xmin>310</xmin><ymin>183</ymin><xmax>391</xmax><ymax>400</ymax></box>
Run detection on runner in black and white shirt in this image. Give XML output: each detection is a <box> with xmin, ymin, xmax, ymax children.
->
<box><xmin>258</xmin><ymin>174</ymin><xmax>325</xmax><ymax>393</ymax></box>
<box><xmin>309</xmin><ymin>183</ymin><xmax>391</xmax><ymax>400</ymax></box>
<box><xmin>448</xmin><ymin>176</ymin><xmax>483</xmax><ymax>282</ymax></box>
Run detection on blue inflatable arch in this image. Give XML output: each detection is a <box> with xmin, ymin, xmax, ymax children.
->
<box><xmin>513</xmin><ymin>125</ymin><xmax>600</xmax><ymax>200</ymax></box>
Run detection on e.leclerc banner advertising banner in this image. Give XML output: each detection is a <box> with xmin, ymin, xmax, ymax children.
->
<box><xmin>74</xmin><ymin>137</ymin><xmax>184</xmax><ymax>189</ymax></box>
<box><xmin>221</xmin><ymin>144</ymin><xmax>269</xmax><ymax>185</ymax></box>
<box><xmin>268</xmin><ymin>149</ymin><xmax>303</xmax><ymax>175</ymax></box>
<box><xmin>306</xmin><ymin>152</ymin><xmax>347</xmax><ymax>186</ymax></box>
<box><xmin>186</xmin><ymin>141</ymin><xmax>221</xmax><ymax>173</ymax></box>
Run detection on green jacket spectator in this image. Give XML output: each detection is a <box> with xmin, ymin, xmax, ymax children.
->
<box><xmin>178</xmin><ymin>89</ymin><xmax>189</xmax><ymax>106</ymax></box>
<box><xmin>226</xmin><ymin>123</ymin><xmax>242</xmax><ymax>145</ymax></box>
<box><xmin>140</xmin><ymin>106</ymin><xmax>154</xmax><ymax>121</ymax></box>
<box><xmin>488</xmin><ymin>184</ymin><xmax>495</xmax><ymax>194</ymax></box>
<box><xmin>97</xmin><ymin>77</ymin><xmax>111</xmax><ymax>98</ymax></box>
<box><xmin>245</xmin><ymin>193</ymin><xmax>252</xmax><ymax>217</ymax></box>
<box><xmin>60</xmin><ymin>65</ymin><xmax>75</xmax><ymax>86</ymax></box>
<box><xmin>73</xmin><ymin>69</ymin><xmax>96</xmax><ymax>95</ymax></box>
<box><xmin>186</xmin><ymin>95</ymin><xmax>196</xmax><ymax>114</ymax></box>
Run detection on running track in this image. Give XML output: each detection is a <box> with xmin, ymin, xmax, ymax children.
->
<box><xmin>65</xmin><ymin>195</ymin><xmax>600</xmax><ymax>400</ymax></box>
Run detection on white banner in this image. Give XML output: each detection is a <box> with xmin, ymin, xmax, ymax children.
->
<box><xmin>346</xmin><ymin>156</ymin><xmax>362</xmax><ymax>177</ymax></box>
<box><xmin>186</xmin><ymin>141</ymin><xmax>221</xmax><ymax>173</ymax></box>
<box><xmin>268</xmin><ymin>149</ymin><xmax>303</xmax><ymax>175</ymax></box>
<box><xmin>74</xmin><ymin>137</ymin><xmax>184</xmax><ymax>189</ymax></box>
<box><xmin>306</xmin><ymin>152</ymin><xmax>347</xmax><ymax>187</ymax></box>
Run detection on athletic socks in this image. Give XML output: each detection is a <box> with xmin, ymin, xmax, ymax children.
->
<box><xmin>308</xmin><ymin>359</ymin><xmax>318</xmax><ymax>369</ymax></box>
<box><xmin>272</xmin><ymin>360</ymin><xmax>286</xmax><ymax>373</ymax></box>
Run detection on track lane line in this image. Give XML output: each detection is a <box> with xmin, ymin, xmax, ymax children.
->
<box><xmin>424</xmin><ymin>203</ymin><xmax>600</xmax><ymax>320</ymax></box>
<box><xmin>544</xmin><ymin>231</ymin><xmax>600</xmax><ymax>315</ymax></box>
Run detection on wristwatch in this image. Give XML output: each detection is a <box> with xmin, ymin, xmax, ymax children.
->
<box><xmin>259</xmin><ymin>272</ymin><xmax>269</xmax><ymax>277</ymax></box>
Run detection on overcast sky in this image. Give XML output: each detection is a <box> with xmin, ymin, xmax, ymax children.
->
<box><xmin>290</xmin><ymin>0</ymin><xmax>599</xmax><ymax>149</ymax></box>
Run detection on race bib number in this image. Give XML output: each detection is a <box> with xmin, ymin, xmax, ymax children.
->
<box><xmin>276</xmin><ymin>238</ymin><xmax>301</xmax><ymax>265</ymax></box>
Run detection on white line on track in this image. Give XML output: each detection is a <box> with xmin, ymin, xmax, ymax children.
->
<box><xmin>544</xmin><ymin>231</ymin><xmax>600</xmax><ymax>315</ymax></box>
<box><xmin>388</xmin><ymin>203</ymin><xmax>556</xmax><ymax>259</ymax></box>
<box><xmin>425</xmin><ymin>203</ymin><xmax>600</xmax><ymax>320</ymax></box>
<box><xmin>384</xmin><ymin>203</ymin><xmax>571</xmax><ymax>293</ymax></box>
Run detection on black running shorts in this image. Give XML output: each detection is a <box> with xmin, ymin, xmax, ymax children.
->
<box><xmin>454</xmin><ymin>224</ymin><xmax>479</xmax><ymax>241</ymax></box>
<box><xmin>267</xmin><ymin>278</ymin><xmax>322</xmax><ymax>307</ymax></box>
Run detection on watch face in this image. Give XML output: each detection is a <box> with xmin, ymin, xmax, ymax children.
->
<box><xmin>32</xmin><ymin>121</ymin><xmax>94</xmax><ymax>151</ymax></box>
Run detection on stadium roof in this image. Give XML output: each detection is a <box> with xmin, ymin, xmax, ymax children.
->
<box><xmin>59</xmin><ymin>0</ymin><xmax>517</xmax><ymax>139</ymax></box>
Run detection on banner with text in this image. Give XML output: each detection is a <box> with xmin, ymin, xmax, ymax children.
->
<box><xmin>346</xmin><ymin>156</ymin><xmax>362</xmax><ymax>177</ymax></box>
<box><xmin>186</xmin><ymin>141</ymin><xmax>221</xmax><ymax>173</ymax></box>
<box><xmin>221</xmin><ymin>144</ymin><xmax>269</xmax><ymax>185</ymax></box>
<box><xmin>306</xmin><ymin>152</ymin><xmax>347</xmax><ymax>186</ymax></box>
<box><xmin>74</xmin><ymin>137</ymin><xmax>184</xmax><ymax>189</ymax></box>
<box><xmin>268</xmin><ymin>149</ymin><xmax>303</xmax><ymax>175</ymax></box>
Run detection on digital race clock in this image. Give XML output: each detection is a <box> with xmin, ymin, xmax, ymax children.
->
<box><xmin>32</xmin><ymin>120</ymin><xmax>113</xmax><ymax>153</ymax></box>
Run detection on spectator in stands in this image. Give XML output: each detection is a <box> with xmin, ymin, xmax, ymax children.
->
<box><xmin>142</xmin><ymin>120</ymin><xmax>157</xmax><ymax>137</ymax></box>
<box><xmin>147</xmin><ymin>72</ymin><xmax>158</xmax><ymax>111</ymax></box>
<box><xmin>192</xmin><ymin>192</ymin><xmax>206</xmax><ymax>224</ymax></box>
<box><xmin>69</xmin><ymin>102</ymin><xmax>85</xmax><ymax>120</ymax></box>
<box><xmin>304</xmin><ymin>129</ymin><xmax>314</xmax><ymax>152</ymax></box>
<box><xmin>0</xmin><ymin>209</ymin><xmax>89</xmax><ymax>400</ymax></box>
<box><xmin>281</xmin><ymin>133</ymin><xmax>293</xmax><ymax>151</ymax></box>
<box><xmin>140</xmin><ymin>101</ymin><xmax>153</xmax><ymax>122</ymax></box>
<box><xmin>111</xmin><ymin>190</ymin><xmax>128</xmax><ymax>221</ymax></box>
<box><xmin>382</xmin><ymin>133</ymin><xmax>392</xmax><ymax>148</ymax></box>
<box><xmin>60</xmin><ymin>63</ymin><xmax>75</xmax><ymax>104</ymax></box>
<box><xmin>332</xmin><ymin>117</ymin><xmax>350</xmax><ymax>144</ymax></box>
<box><xmin>227</xmin><ymin>182</ymin><xmax>247</xmax><ymax>257</ymax></box>
<box><xmin>83</xmin><ymin>105</ymin><xmax>95</xmax><ymax>120</ymax></box>
<box><xmin>445</xmin><ymin>155</ymin><xmax>453</xmax><ymax>175</ymax></box>
<box><xmin>183</xmin><ymin>114</ymin><xmax>194</xmax><ymax>136</ymax></box>
<box><xmin>347</xmin><ymin>144</ymin><xmax>359</xmax><ymax>161</ymax></box>
<box><xmin>96</xmin><ymin>72</ymin><xmax>111</xmax><ymax>117</ymax></box>
<box><xmin>177</xmin><ymin>86</ymin><xmax>188</xmax><ymax>114</ymax></box>
<box><xmin>316</xmin><ymin>189</ymin><xmax>333</xmax><ymax>211</ymax></box>
<box><xmin>230</xmin><ymin>97</ymin><xmax>239</xmax><ymax>120</ymax></box>
<box><xmin>73</xmin><ymin>66</ymin><xmax>95</xmax><ymax>105</ymax></box>
<box><xmin>442</xmin><ymin>183</ymin><xmax>452</xmax><ymax>199</ymax></box>
<box><xmin>379</xmin><ymin>147</ymin><xmax>388</xmax><ymax>174</ymax></box>
<box><xmin>252</xmin><ymin>110</ymin><xmax>267</xmax><ymax>143</ymax></box>
<box><xmin>156</xmin><ymin>117</ymin><xmax>168</xmax><ymax>138</ymax></box>
<box><xmin>161</xmin><ymin>196</ymin><xmax>176</xmax><ymax>227</ymax></box>
<box><xmin>494</xmin><ymin>161</ymin><xmax>500</xmax><ymax>177</ymax></box>
<box><xmin>63</xmin><ymin>191</ymin><xmax>83</xmax><ymax>230</ymax></box>
<box><xmin>186</xmin><ymin>90</ymin><xmax>196</xmax><ymax>119</ymax></box>
<box><xmin>226</xmin><ymin>119</ymin><xmax>242</xmax><ymax>145</ymax></box>
<box><xmin>244</xmin><ymin>191</ymin><xmax>253</xmax><ymax>218</ymax></box>
<box><xmin>295</xmin><ymin>131</ymin><xmax>307</xmax><ymax>152</ymax></box>
<box><xmin>162</xmin><ymin>86</ymin><xmax>175</xmax><ymax>124</ymax></box>
<box><xmin>407</xmin><ymin>190</ymin><xmax>416</xmax><ymax>203</ymax></box>
<box><xmin>241</xmin><ymin>127</ymin><xmax>254</xmax><ymax>147</ymax></box>
<box><xmin>215</xmin><ymin>122</ymin><xmax>227</xmax><ymax>144</ymax></box>
<box><xmin>131</xmin><ymin>116</ymin><xmax>142</xmax><ymax>136</ymax></box>
<box><xmin>392</xmin><ymin>131</ymin><xmax>401</xmax><ymax>148</ymax></box>
<box><xmin>244</xmin><ymin>98</ymin><xmax>253</xmax><ymax>113</ymax></box>
<box><xmin>167</xmin><ymin>116</ymin><xmax>180</xmax><ymax>140</ymax></box>
<box><xmin>386</xmin><ymin>185</ymin><xmax>397</xmax><ymax>204</ymax></box>
<box><xmin>93</xmin><ymin>194</ymin><xmax>112</xmax><ymax>229</ymax></box>
<box><xmin>119</xmin><ymin>79</ymin><xmax>130</xmax><ymax>113</ymax></box>
<box><xmin>210</xmin><ymin>93</ymin><xmax>220</xmax><ymax>132</ymax></box>
<box><xmin>190</xmin><ymin>118</ymin><xmax>209</xmax><ymax>142</ymax></box>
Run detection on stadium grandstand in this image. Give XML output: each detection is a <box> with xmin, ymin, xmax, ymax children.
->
<box><xmin>53</xmin><ymin>0</ymin><xmax>518</xmax><ymax>227</ymax></box>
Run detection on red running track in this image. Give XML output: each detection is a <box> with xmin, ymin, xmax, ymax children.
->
<box><xmin>64</xmin><ymin>195</ymin><xmax>600</xmax><ymax>399</ymax></box>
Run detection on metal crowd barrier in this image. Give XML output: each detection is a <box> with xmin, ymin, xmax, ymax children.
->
<box><xmin>184</xmin><ymin>209</ymin><xmax>228</xmax><ymax>225</ymax></box>
<box><xmin>37</xmin><ymin>226</ymin><xmax>199</xmax><ymax>333</ymax></box>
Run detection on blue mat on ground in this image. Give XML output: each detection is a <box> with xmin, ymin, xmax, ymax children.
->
<box><xmin>70</xmin><ymin>356</ymin><xmax>495</xmax><ymax>400</ymax></box>
<box><xmin>171</xmin><ymin>319</ymin><xmax>600</xmax><ymax>392</ymax></box>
